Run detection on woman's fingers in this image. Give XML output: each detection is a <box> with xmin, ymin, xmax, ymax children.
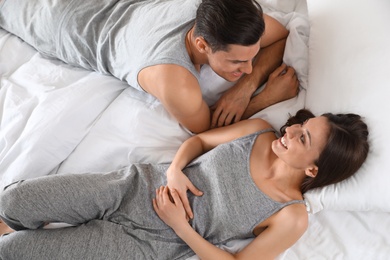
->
<box><xmin>183</xmin><ymin>184</ymin><xmax>203</xmax><ymax>219</ymax></box>
<box><xmin>153</xmin><ymin>186</ymin><xmax>189</xmax><ymax>223</ymax></box>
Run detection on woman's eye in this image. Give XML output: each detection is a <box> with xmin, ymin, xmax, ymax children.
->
<box><xmin>300</xmin><ymin>134</ymin><xmax>305</xmax><ymax>143</ymax></box>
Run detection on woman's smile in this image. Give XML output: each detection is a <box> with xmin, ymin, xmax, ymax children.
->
<box><xmin>280</xmin><ymin>136</ymin><xmax>288</xmax><ymax>149</ymax></box>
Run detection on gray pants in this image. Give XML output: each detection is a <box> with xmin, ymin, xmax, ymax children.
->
<box><xmin>0</xmin><ymin>169</ymin><xmax>187</xmax><ymax>260</ymax></box>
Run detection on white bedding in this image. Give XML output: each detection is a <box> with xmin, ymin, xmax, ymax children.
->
<box><xmin>1</xmin><ymin>0</ymin><xmax>390</xmax><ymax>259</ymax></box>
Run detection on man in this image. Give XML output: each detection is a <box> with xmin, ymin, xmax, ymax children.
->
<box><xmin>138</xmin><ymin>0</ymin><xmax>296</xmax><ymax>132</ymax></box>
<box><xmin>0</xmin><ymin>0</ymin><xmax>297</xmax><ymax>133</ymax></box>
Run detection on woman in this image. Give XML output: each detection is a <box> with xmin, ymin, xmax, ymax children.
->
<box><xmin>0</xmin><ymin>109</ymin><xmax>369</xmax><ymax>259</ymax></box>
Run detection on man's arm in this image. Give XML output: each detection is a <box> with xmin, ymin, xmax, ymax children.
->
<box><xmin>243</xmin><ymin>63</ymin><xmax>299</xmax><ymax>119</ymax></box>
<box><xmin>138</xmin><ymin>64</ymin><xmax>210</xmax><ymax>133</ymax></box>
<box><xmin>211</xmin><ymin>14</ymin><xmax>290</xmax><ymax>127</ymax></box>
<box><xmin>239</xmin><ymin>38</ymin><xmax>287</xmax><ymax>100</ymax></box>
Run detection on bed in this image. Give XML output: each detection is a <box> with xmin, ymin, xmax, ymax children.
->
<box><xmin>1</xmin><ymin>0</ymin><xmax>390</xmax><ymax>259</ymax></box>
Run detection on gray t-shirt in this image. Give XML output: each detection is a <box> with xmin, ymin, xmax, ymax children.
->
<box><xmin>0</xmin><ymin>0</ymin><xmax>201</xmax><ymax>90</ymax></box>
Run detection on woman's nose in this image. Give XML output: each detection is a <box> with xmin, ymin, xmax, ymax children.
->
<box><xmin>286</xmin><ymin>124</ymin><xmax>300</xmax><ymax>136</ymax></box>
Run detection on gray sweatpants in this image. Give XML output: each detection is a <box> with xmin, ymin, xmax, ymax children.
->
<box><xmin>0</xmin><ymin>169</ymin><xmax>187</xmax><ymax>260</ymax></box>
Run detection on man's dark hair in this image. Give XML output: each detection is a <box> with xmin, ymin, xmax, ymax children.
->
<box><xmin>194</xmin><ymin>0</ymin><xmax>265</xmax><ymax>52</ymax></box>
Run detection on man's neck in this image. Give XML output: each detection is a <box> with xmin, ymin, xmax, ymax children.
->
<box><xmin>185</xmin><ymin>27</ymin><xmax>206</xmax><ymax>71</ymax></box>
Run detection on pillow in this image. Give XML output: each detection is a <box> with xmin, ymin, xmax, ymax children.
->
<box><xmin>303</xmin><ymin>0</ymin><xmax>390</xmax><ymax>213</ymax></box>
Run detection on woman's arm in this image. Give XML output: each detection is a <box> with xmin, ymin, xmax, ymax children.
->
<box><xmin>167</xmin><ymin>118</ymin><xmax>271</xmax><ymax>218</ymax></box>
<box><xmin>171</xmin><ymin>118</ymin><xmax>271</xmax><ymax>168</ymax></box>
<box><xmin>153</xmin><ymin>187</ymin><xmax>308</xmax><ymax>260</ymax></box>
<box><xmin>234</xmin><ymin>205</ymin><xmax>308</xmax><ymax>259</ymax></box>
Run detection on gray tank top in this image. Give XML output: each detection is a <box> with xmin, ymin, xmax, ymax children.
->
<box><xmin>185</xmin><ymin>128</ymin><xmax>306</xmax><ymax>244</ymax></box>
<box><xmin>110</xmin><ymin>128</ymin><xmax>305</xmax><ymax>259</ymax></box>
<box><xmin>0</xmin><ymin>0</ymin><xmax>201</xmax><ymax>91</ymax></box>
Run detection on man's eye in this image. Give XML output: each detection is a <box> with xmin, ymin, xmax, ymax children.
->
<box><xmin>300</xmin><ymin>135</ymin><xmax>305</xmax><ymax>143</ymax></box>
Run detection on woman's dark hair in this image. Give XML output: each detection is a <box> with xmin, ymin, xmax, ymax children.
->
<box><xmin>280</xmin><ymin>109</ymin><xmax>370</xmax><ymax>194</ymax></box>
<box><xmin>194</xmin><ymin>0</ymin><xmax>265</xmax><ymax>52</ymax></box>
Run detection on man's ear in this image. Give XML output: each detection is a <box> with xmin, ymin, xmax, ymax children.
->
<box><xmin>195</xmin><ymin>37</ymin><xmax>209</xmax><ymax>53</ymax></box>
<box><xmin>305</xmin><ymin>165</ymin><xmax>318</xmax><ymax>178</ymax></box>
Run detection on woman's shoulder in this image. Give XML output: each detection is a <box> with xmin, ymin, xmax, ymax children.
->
<box><xmin>246</xmin><ymin>117</ymin><xmax>273</xmax><ymax>129</ymax></box>
<box><xmin>273</xmin><ymin>203</ymin><xmax>308</xmax><ymax>233</ymax></box>
<box><xmin>237</xmin><ymin>118</ymin><xmax>275</xmax><ymax>137</ymax></box>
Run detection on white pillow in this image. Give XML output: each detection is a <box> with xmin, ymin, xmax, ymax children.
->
<box><xmin>303</xmin><ymin>0</ymin><xmax>390</xmax><ymax>213</ymax></box>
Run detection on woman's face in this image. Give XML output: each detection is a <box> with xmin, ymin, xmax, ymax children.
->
<box><xmin>272</xmin><ymin>116</ymin><xmax>330</xmax><ymax>171</ymax></box>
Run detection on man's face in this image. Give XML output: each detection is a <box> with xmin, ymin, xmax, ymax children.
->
<box><xmin>207</xmin><ymin>40</ymin><xmax>261</xmax><ymax>82</ymax></box>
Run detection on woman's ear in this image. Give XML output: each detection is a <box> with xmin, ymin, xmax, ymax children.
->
<box><xmin>305</xmin><ymin>165</ymin><xmax>318</xmax><ymax>178</ymax></box>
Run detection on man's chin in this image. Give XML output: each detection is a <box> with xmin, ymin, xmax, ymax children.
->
<box><xmin>211</xmin><ymin>70</ymin><xmax>242</xmax><ymax>82</ymax></box>
<box><xmin>221</xmin><ymin>74</ymin><xmax>242</xmax><ymax>82</ymax></box>
<box><xmin>227</xmin><ymin>75</ymin><xmax>242</xmax><ymax>82</ymax></box>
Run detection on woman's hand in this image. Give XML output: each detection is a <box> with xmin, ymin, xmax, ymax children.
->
<box><xmin>153</xmin><ymin>186</ymin><xmax>190</xmax><ymax>231</ymax></box>
<box><xmin>166</xmin><ymin>167</ymin><xmax>203</xmax><ymax>219</ymax></box>
<box><xmin>153</xmin><ymin>188</ymin><xmax>236</xmax><ymax>260</ymax></box>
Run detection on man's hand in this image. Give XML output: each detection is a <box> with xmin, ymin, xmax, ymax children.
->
<box><xmin>210</xmin><ymin>82</ymin><xmax>253</xmax><ymax>128</ymax></box>
<box><xmin>260</xmin><ymin>63</ymin><xmax>300</xmax><ymax>105</ymax></box>
<box><xmin>240</xmin><ymin>63</ymin><xmax>300</xmax><ymax>119</ymax></box>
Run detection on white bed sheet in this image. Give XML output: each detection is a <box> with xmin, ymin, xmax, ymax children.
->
<box><xmin>1</xmin><ymin>0</ymin><xmax>390</xmax><ymax>259</ymax></box>
<box><xmin>281</xmin><ymin>210</ymin><xmax>390</xmax><ymax>260</ymax></box>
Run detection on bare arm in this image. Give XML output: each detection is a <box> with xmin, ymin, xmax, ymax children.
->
<box><xmin>166</xmin><ymin>118</ymin><xmax>271</xmax><ymax>218</ymax></box>
<box><xmin>138</xmin><ymin>64</ymin><xmax>210</xmax><ymax>133</ymax></box>
<box><xmin>211</xmin><ymin>14</ymin><xmax>289</xmax><ymax>127</ymax></box>
<box><xmin>242</xmin><ymin>63</ymin><xmax>300</xmax><ymax>119</ymax></box>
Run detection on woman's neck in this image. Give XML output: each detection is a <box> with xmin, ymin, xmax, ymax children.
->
<box><xmin>267</xmin><ymin>159</ymin><xmax>306</xmax><ymax>199</ymax></box>
<box><xmin>250</xmin><ymin>148</ymin><xmax>305</xmax><ymax>202</ymax></box>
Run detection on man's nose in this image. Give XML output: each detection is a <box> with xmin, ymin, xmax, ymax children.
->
<box><xmin>240</xmin><ymin>61</ymin><xmax>253</xmax><ymax>74</ymax></box>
